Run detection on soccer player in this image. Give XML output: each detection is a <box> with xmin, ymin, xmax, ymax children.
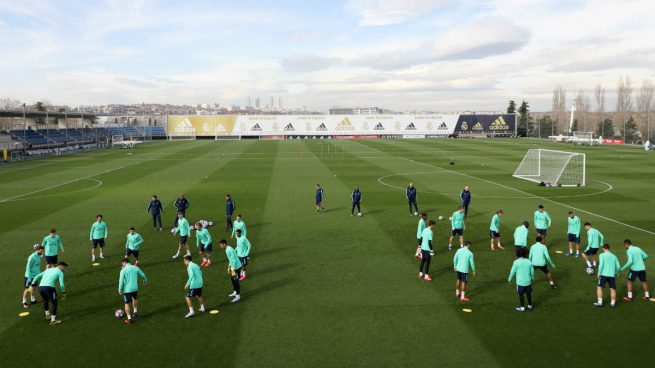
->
<box><xmin>235</xmin><ymin>229</ymin><xmax>251</xmax><ymax>280</ymax></box>
<box><xmin>594</xmin><ymin>243</ymin><xmax>620</xmax><ymax>308</ymax></box>
<box><xmin>125</xmin><ymin>227</ymin><xmax>144</xmax><ymax>266</ymax></box>
<box><xmin>194</xmin><ymin>222</ymin><xmax>213</xmax><ymax>267</ymax></box>
<box><xmin>582</xmin><ymin>222</ymin><xmax>604</xmax><ymax>270</ymax></box>
<box><xmin>418</xmin><ymin>220</ymin><xmax>435</xmax><ymax>281</ymax></box>
<box><xmin>173</xmin><ymin>193</ymin><xmax>190</xmax><ymax>228</ymax></box>
<box><xmin>415</xmin><ymin>213</ymin><xmax>427</xmax><ymax>259</ymax></box>
<box><xmin>183</xmin><ymin>255</ymin><xmax>206</xmax><ymax>317</ymax></box>
<box><xmin>453</xmin><ymin>241</ymin><xmax>476</xmax><ymax>302</ymax></box>
<box><xmin>406</xmin><ymin>182</ymin><xmax>418</xmax><ymax>216</ymax></box>
<box><xmin>118</xmin><ymin>257</ymin><xmax>148</xmax><ymax>324</ymax></box>
<box><xmin>231</xmin><ymin>214</ymin><xmax>247</xmax><ymax>240</ymax></box>
<box><xmin>31</xmin><ymin>262</ymin><xmax>67</xmax><ymax>325</ymax></box>
<box><xmin>172</xmin><ymin>212</ymin><xmax>191</xmax><ymax>259</ymax></box>
<box><xmin>621</xmin><ymin>239</ymin><xmax>650</xmax><ymax>301</ymax></box>
<box><xmin>513</xmin><ymin>221</ymin><xmax>529</xmax><ymax>256</ymax></box>
<box><xmin>351</xmin><ymin>186</ymin><xmax>362</xmax><ymax>217</ymax></box>
<box><xmin>147</xmin><ymin>194</ymin><xmax>164</xmax><ymax>231</ymax></box>
<box><xmin>90</xmin><ymin>214</ymin><xmax>108</xmax><ymax>262</ymax></box>
<box><xmin>315</xmin><ymin>184</ymin><xmax>325</xmax><ymax>213</ymax></box>
<box><xmin>459</xmin><ymin>186</ymin><xmax>471</xmax><ymax>218</ymax></box>
<box><xmin>225</xmin><ymin>194</ymin><xmax>236</xmax><ymax>232</ymax></box>
<box><xmin>529</xmin><ymin>236</ymin><xmax>556</xmax><ymax>289</ymax></box>
<box><xmin>41</xmin><ymin>229</ymin><xmax>64</xmax><ymax>269</ymax></box>
<box><xmin>508</xmin><ymin>247</ymin><xmax>535</xmax><ymax>312</ymax></box>
<box><xmin>22</xmin><ymin>245</ymin><xmax>44</xmax><ymax>308</ymax></box>
<box><xmin>565</xmin><ymin>211</ymin><xmax>581</xmax><ymax>257</ymax></box>
<box><xmin>448</xmin><ymin>206</ymin><xmax>465</xmax><ymax>251</ymax></box>
<box><xmin>220</xmin><ymin>239</ymin><xmax>242</xmax><ymax>303</ymax></box>
<box><xmin>533</xmin><ymin>205</ymin><xmax>551</xmax><ymax>243</ymax></box>
<box><xmin>489</xmin><ymin>210</ymin><xmax>505</xmax><ymax>251</ymax></box>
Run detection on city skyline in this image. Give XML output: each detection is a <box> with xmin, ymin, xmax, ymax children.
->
<box><xmin>0</xmin><ymin>0</ymin><xmax>654</xmax><ymax>111</ymax></box>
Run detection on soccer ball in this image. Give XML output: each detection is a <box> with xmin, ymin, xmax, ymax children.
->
<box><xmin>115</xmin><ymin>309</ymin><xmax>125</xmax><ymax>319</ymax></box>
<box><xmin>448</xmin><ymin>216</ymin><xmax>452</xmax><ymax>221</ymax></box>
<box><xmin>358</xmin><ymin>213</ymin><xmax>362</xmax><ymax>217</ymax></box>
<box><xmin>438</xmin><ymin>216</ymin><xmax>444</xmax><ymax>221</ymax></box>
<box><xmin>414</xmin><ymin>212</ymin><xmax>418</xmax><ymax>216</ymax></box>
<box><xmin>170</xmin><ymin>227</ymin><xmax>177</xmax><ymax>234</ymax></box>
<box><xmin>585</xmin><ymin>267</ymin><xmax>595</xmax><ymax>275</ymax></box>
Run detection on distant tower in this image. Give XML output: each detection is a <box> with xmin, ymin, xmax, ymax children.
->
<box><xmin>278</xmin><ymin>97</ymin><xmax>282</xmax><ymax>109</ymax></box>
<box><xmin>255</xmin><ymin>97</ymin><xmax>261</xmax><ymax>109</ymax></box>
<box><xmin>247</xmin><ymin>96</ymin><xmax>251</xmax><ymax>107</ymax></box>
<box><xmin>270</xmin><ymin>96</ymin><xmax>275</xmax><ymax>109</ymax></box>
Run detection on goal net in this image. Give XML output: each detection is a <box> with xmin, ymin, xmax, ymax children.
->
<box><xmin>513</xmin><ymin>149</ymin><xmax>585</xmax><ymax>187</ymax></box>
<box><xmin>572</xmin><ymin>131</ymin><xmax>596</xmax><ymax>145</ymax></box>
<box><xmin>111</xmin><ymin>135</ymin><xmax>124</xmax><ymax>147</ymax></box>
<box><xmin>168</xmin><ymin>131</ymin><xmax>196</xmax><ymax>141</ymax></box>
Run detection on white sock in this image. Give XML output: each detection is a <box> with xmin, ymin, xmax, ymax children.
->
<box><xmin>127</xmin><ymin>314</ymin><xmax>132</xmax><ymax>320</ymax></box>
<box><xmin>30</xmin><ymin>296</ymin><xmax>36</xmax><ymax>302</ymax></box>
<box><xmin>200</xmin><ymin>304</ymin><xmax>205</xmax><ymax>311</ymax></box>
<box><xmin>45</xmin><ymin>311</ymin><xmax>50</xmax><ymax>317</ymax></box>
<box><xmin>461</xmin><ymin>291</ymin><xmax>465</xmax><ymax>298</ymax></box>
<box><xmin>592</xmin><ymin>261</ymin><xmax>597</xmax><ymax>267</ymax></box>
<box><xmin>134</xmin><ymin>308</ymin><xmax>138</xmax><ymax>314</ymax></box>
<box><xmin>597</xmin><ymin>298</ymin><xmax>602</xmax><ymax>304</ymax></box>
<box><xmin>456</xmin><ymin>290</ymin><xmax>460</xmax><ymax>296</ymax></box>
<box><xmin>646</xmin><ymin>292</ymin><xmax>650</xmax><ymax>298</ymax></box>
<box><xmin>174</xmin><ymin>251</ymin><xmax>180</xmax><ymax>256</ymax></box>
<box><xmin>448</xmin><ymin>243</ymin><xmax>452</xmax><ymax>247</ymax></box>
<box><xmin>586</xmin><ymin>261</ymin><xmax>592</xmax><ymax>267</ymax></box>
<box><xmin>628</xmin><ymin>292</ymin><xmax>633</xmax><ymax>298</ymax></box>
<box><xmin>51</xmin><ymin>315</ymin><xmax>56</xmax><ymax>322</ymax></box>
<box><xmin>203</xmin><ymin>258</ymin><xmax>207</xmax><ymax>262</ymax></box>
<box><xmin>569</xmin><ymin>249</ymin><xmax>573</xmax><ymax>254</ymax></box>
<box><xmin>549</xmin><ymin>281</ymin><xmax>554</xmax><ymax>285</ymax></box>
<box><xmin>610</xmin><ymin>299</ymin><xmax>616</xmax><ymax>306</ymax></box>
<box><xmin>188</xmin><ymin>307</ymin><xmax>194</xmax><ymax>313</ymax></box>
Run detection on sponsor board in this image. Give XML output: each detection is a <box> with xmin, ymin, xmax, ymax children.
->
<box><xmin>454</xmin><ymin>114</ymin><xmax>516</xmax><ymax>135</ymax></box>
<box><xmin>402</xmin><ymin>134</ymin><xmax>425</xmax><ymax>139</ymax></box>
<box><xmin>603</xmin><ymin>139</ymin><xmax>624</xmax><ymax>145</ymax></box>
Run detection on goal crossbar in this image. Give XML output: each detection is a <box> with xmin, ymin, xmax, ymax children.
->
<box><xmin>513</xmin><ymin>149</ymin><xmax>585</xmax><ymax>187</ymax></box>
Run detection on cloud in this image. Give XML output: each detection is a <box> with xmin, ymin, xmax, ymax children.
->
<box><xmin>346</xmin><ymin>0</ymin><xmax>449</xmax><ymax>26</ymax></box>
<box><xmin>281</xmin><ymin>54</ymin><xmax>342</xmax><ymax>73</ymax></box>
<box><xmin>115</xmin><ymin>78</ymin><xmax>157</xmax><ymax>88</ymax></box>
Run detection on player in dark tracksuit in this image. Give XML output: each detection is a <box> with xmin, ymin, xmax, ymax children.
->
<box><xmin>315</xmin><ymin>184</ymin><xmax>325</xmax><ymax>213</ymax></box>
<box><xmin>225</xmin><ymin>194</ymin><xmax>236</xmax><ymax>232</ymax></box>
<box><xmin>460</xmin><ymin>186</ymin><xmax>471</xmax><ymax>218</ymax></box>
<box><xmin>147</xmin><ymin>195</ymin><xmax>164</xmax><ymax>230</ymax></box>
<box><xmin>406</xmin><ymin>183</ymin><xmax>418</xmax><ymax>215</ymax></box>
<box><xmin>351</xmin><ymin>186</ymin><xmax>362</xmax><ymax>216</ymax></box>
<box><xmin>173</xmin><ymin>193</ymin><xmax>190</xmax><ymax>228</ymax></box>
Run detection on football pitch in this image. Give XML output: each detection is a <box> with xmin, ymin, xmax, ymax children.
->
<box><xmin>1</xmin><ymin>138</ymin><xmax>654</xmax><ymax>367</ymax></box>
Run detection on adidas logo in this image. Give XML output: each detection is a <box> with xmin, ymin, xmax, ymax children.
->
<box><xmin>405</xmin><ymin>123</ymin><xmax>416</xmax><ymax>130</ymax></box>
<box><xmin>489</xmin><ymin>116</ymin><xmax>509</xmax><ymax>130</ymax></box>
<box><xmin>251</xmin><ymin>123</ymin><xmax>262</xmax><ymax>131</ymax></box>
<box><xmin>335</xmin><ymin>117</ymin><xmax>354</xmax><ymax>130</ymax></box>
<box><xmin>174</xmin><ymin>118</ymin><xmax>195</xmax><ymax>133</ymax></box>
<box><xmin>373</xmin><ymin>123</ymin><xmax>385</xmax><ymax>131</ymax></box>
<box><xmin>316</xmin><ymin>123</ymin><xmax>327</xmax><ymax>131</ymax></box>
<box><xmin>437</xmin><ymin>122</ymin><xmax>448</xmax><ymax>130</ymax></box>
<box><xmin>284</xmin><ymin>123</ymin><xmax>295</xmax><ymax>131</ymax></box>
<box><xmin>472</xmin><ymin>122</ymin><xmax>483</xmax><ymax>131</ymax></box>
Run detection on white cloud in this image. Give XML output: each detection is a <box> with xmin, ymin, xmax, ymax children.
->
<box><xmin>281</xmin><ymin>54</ymin><xmax>342</xmax><ymax>72</ymax></box>
<box><xmin>346</xmin><ymin>0</ymin><xmax>449</xmax><ymax>26</ymax></box>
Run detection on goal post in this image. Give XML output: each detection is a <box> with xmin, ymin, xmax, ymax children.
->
<box><xmin>513</xmin><ymin>149</ymin><xmax>585</xmax><ymax>187</ymax></box>
<box><xmin>572</xmin><ymin>131</ymin><xmax>596</xmax><ymax>145</ymax></box>
<box><xmin>111</xmin><ymin>135</ymin><xmax>124</xmax><ymax>147</ymax></box>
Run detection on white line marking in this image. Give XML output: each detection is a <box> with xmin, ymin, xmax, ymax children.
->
<box><xmin>2</xmin><ymin>178</ymin><xmax>103</xmax><ymax>202</ymax></box>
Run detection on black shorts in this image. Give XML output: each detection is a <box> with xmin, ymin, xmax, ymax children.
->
<box><xmin>38</xmin><ymin>286</ymin><xmax>57</xmax><ymax>301</ymax></box>
<box><xmin>45</xmin><ymin>255</ymin><xmax>58</xmax><ymax>264</ymax></box>
<box><xmin>420</xmin><ymin>250</ymin><xmax>431</xmax><ymax>261</ymax></box>
<box><xmin>628</xmin><ymin>270</ymin><xmax>647</xmax><ymax>282</ymax></box>
<box><xmin>456</xmin><ymin>272</ymin><xmax>468</xmax><ymax>282</ymax></box>
<box><xmin>598</xmin><ymin>276</ymin><xmax>617</xmax><ymax>289</ymax></box>
<box><xmin>125</xmin><ymin>249</ymin><xmax>140</xmax><ymax>258</ymax></box>
<box><xmin>92</xmin><ymin>238</ymin><xmax>105</xmax><ymax>248</ymax></box>
<box><xmin>417</xmin><ymin>238</ymin><xmax>422</xmax><ymax>246</ymax></box>
<box><xmin>534</xmin><ymin>265</ymin><xmax>549</xmax><ymax>274</ymax></box>
<box><xmin>199</xmin><ymin>243</ymin><xmax>213</xmax><ymax>253</ymax></box>
<box><xmin>584</xmin><ymin>248</ymin><xmax>599</xmax><ymax>256</ymax></box>
<box><xmin>316</xmin><ymin>199</ymin><xmax>322</xmax><ymax>205</ymax></box>
<box><xmin>123</xmin><ymin>291</ymin><xmax>138</xmax><ymax>303</ymax></box>
<box><xmin>239</xmin><ymin>256</ymin><xmax>248</xmax><ymax>266</ymax></box>
<box><xmin>179</xmin><ymin>235</ymin><xmax>188</xmax><ymax>245</ymax></box>
<box><xmin>517</xmin><ymin>285</ymin><xmax>532</xmax><ymax>294</ymax></box>
<box><xmin>536</xmin><ymin>229</ymin><xmax>547</xmax><ymax>236</ymax></box>
<box><xmin>567</xmin><ymin>233</ymin><xmax>580</xmax><ymax>243</ymax></box>
<box><xmin>451</xmin><ymin>229</ymin><xmax>463</xmax><ymax>236</ymax></box>
<box><xmin>24</xmin><ymin>277</ymin><xmax>33</xmax><ymax>289</ymax></box>
<box><xmin>489</xmin><ymin>230</ymin><xmax>500</xmax><ymax>239</ymax></box>
<box><xmin>187</xmin><ymin>287</ymin><xmax>203</xmax><ymax>297</ymax></box>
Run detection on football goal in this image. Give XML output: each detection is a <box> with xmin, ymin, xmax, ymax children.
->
<box><xmin>513</xmin><ymin>149</ymin><xmax>585</xmax><ymax>187</ymax></box>
<box><xmin>168</xmin><ymin>131</ymin><xmax>196</xmax><ymax>141</ymax></box>
<box><xmin>111</xmin><ymin>135</ymin><xmax>124</xmax><ymax>147</ymax></box>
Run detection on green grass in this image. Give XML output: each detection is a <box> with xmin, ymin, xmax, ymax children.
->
<box><xmin>1</xmin><ymin>138</ymin><xmax>654</xmax><ymax>367</ymax></box>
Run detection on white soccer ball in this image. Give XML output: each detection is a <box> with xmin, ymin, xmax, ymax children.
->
<box><xmin>448</xmin><ymin>216</ymin><xmax>452</xmax><ymax>221</ymax></box>
<box><xmin>115</xmin><ymin>309</ymin><xmax>125</xmax><ymax>319</ymax></box>
<box><xmin>414</xmin><ymin>212</ymin><xmax>418</xmax><ymax>216</ymax></box>
<box><xmin>358</xmin><ymin>213</ymin><xmax>362</xmax><ymax>217</ymax></box>
<box><xmin>438</xmin><ymin>216</ymin><xmax>444</xmax><ymax>221</ymax></box>
<box><xmin>585</xmin><ymin>267</ymin><xmax>595</xmax><ymax>275</ymax></box>
<box><xmin>170</xmin><ymin>228</ymin><xmax>177</xmax><ymax>234</ymax></box>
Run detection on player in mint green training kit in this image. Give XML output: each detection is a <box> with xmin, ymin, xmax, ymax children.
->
<box><xmin>508</xmin><ymin>247</ymin><xmax>535</xmax><ymax>312</ymax></box>
<box><xmin>453</xmin><ymin>241</ymin><xmax>476</xmax><ymax>301</ymax></box>
<box><xmin>220</xmin><ymin>239</ymin><xmax>242</xmax><ymax>303</ymax></box>
<box><xmin>415</xmin><ymin>213</ymin><xmax>428</xmax><ymax>259</ymax></box>
<box><xmin>90</xmin><ymin>214</ymin><xmax>108</xmax><ymax>262</ymax></box>
<box><xmin>594</xmin><ymin>243</ymin><xmax>620</xmax><ymax>308</ymax></box>
<box><xmin>533</xmin><ymin>205</ymin><xmax>551</xmax><ymax>243</ymax></box>
<box><xmin>22</xmin><ymin>244</ymin><xmax>44</xmax><ymax>308</ymax></box>
<box><xmin>231</xmin><ymin>214</ymin><xmax>247</xmax><ymax>240</ymax></box>
<box><xmin>582</xmin><ymin>222</ymin><xmax>604</xmax><ymax>270</ymax></box>
<box><xmin>42</xmin><ymin>229</ymin><xmax>64</xmax><ymax>269</ymax></box>
<box><xmin>565</xmin><ymin>211</ymin><xmax>581</xmax><ymax>257</ymax></box>
<box><xmin>419</xmin><ymin>220</ymin><xmax>435</xmax><ymax>281</ymax></box>
<box><xmin>125</xmin><ymin>227</ymin><xmax>144</xmax><ymax>266</ymax></box>
<box><xmin>172</xmin><ymin>212</ymin><xmax>191</xmax><ymax>259</ymax></box>
<box><xmin>235</xmin><ymin>229</ymin><xmax>251</xmax><ymax>280</ymax></box>
<box><xmin>183</xmin><ymin>255</ymin><xmax>205</xmax><ymax>318</ymax></box>
<box><xmin>489</xmin><ymin>210</ymin><xmax>504</xmax><ymax>251</ymax></box>
<box><xmin>513</xmin><ymin>221</ymin><xmax>529</xmax><ymax>257</ymax></box>
<box><xmin>621</xmin><ymin>239</ymin><xmax>650</xmax><ymax>301</ymax></box>
<box><xmin>194</xmin><ymin>222</ymin><xmax>213</xmax><ymax>267</ymax></box>
<box><xmin>31</xmin><ymin>262</ymin><xmax>67</xmax><ymax>325</ymax></box>
<box><xmin>118</xmin><ymin>257</ymin><xmax>148</xmax><ymax>324</ymax></box>
<box><xmin>448</xmin><ymin>206</ymin><xmax>465</xmax><ymax>251</ymax></box>
<box><xmin>529</xmin><ymin>236</ymin><xmax>556</xmax><ymax>289</ymax></box>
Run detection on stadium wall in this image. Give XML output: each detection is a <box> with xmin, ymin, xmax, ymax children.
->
<box><xmin>166</xmin><ymin>114</ymin><xmax>516</xmax><ymax>138</ymax></box>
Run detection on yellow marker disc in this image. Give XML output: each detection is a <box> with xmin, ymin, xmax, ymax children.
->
<box><xmin>209</xmin><ymin>310</ymin><xmax>220</xmax><ymax>315</ymax></box>
<box><xmin>19</xmin><ymin>312</ymin><xmax>30</xmax><ymax>317</ymax></box>
<box><xmin>555</xmin><ymin>250</ymin><xmax>564</xmax><ymax>254</ymax></box>
<box><xmin>92</xmin><ymin>263</ymin><xmax>100</xmax><ymax>266</ymax></box>
<box><xmin>462</xmin><ymin>308</ymin><xmax>473</xmax><ymax>313</ymax></box>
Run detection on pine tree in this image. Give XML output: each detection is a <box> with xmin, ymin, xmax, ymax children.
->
<box><xmin>516</xmin><ymin>100</ymin><xmax>529</xmax><ymax>137</ymax></box>
<box><xmin>571</xmin><ymin>118</ymin><xmax>579</xmax><ymax>133</ymax></box>
<box><xmin>622</xmin><ymin>115</ymin><xmax>639</xmax><ymax>142</ymax></box>
<box><xmin>596</xmin><ymin>118</ymin><xmax>615</xmax><ymax>138</ymax></box>
<box><xmin>507</xmin><ymin>100</ymin><xmax>517</xmax><ymax>114</ymax></box>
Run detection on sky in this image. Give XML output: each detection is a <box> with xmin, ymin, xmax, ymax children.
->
<box><xmin>0</xmin><ymin>0</ymin><xmax>653</xmax><ymax>111</ymax></box>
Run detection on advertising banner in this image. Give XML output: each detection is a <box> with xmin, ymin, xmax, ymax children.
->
<box><xmin>453</xmin><ymin>114</ymin><xmax>516</xmax><ymax>136</ymax></box>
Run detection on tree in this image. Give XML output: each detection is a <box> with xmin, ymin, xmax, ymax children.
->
<box><xmin>595</xmin><ymin>83</ymin><xmax>606</xmax><ymax>131</ymax></box>
<box><xmin>507</xmin><ymin>100</ymin><xmax>516</xmax><ymax>114</ymax></box>
<box><xmin>517</xmin><ymin>100</ymin><xmax>529</xmax><ymax>137</ymax></box>
<box><xmin>622</xmin><ymin>115</ymin><xmax>639</xmax><ymax>143</ymax></box>
<box><xmin>616</xmin><ymin>76</ymin><xmax>633</xmax><ymax>137</ymax></box>
<box><xmin>571</xmin><ymin>118</ymin><xmax>579</xmax><ymax>133</ymax></box>
<box><xmin>32</xmin><ymin>101</ymin><xmax>49</xmax><ymax>125</ymax></box>
<box><xmin>552</xmin><ymin>86</ymin><xmax>566</xmax><ymax>133</ymax></box>
<box><xmin>0</xmin><ymin>98</ymin><xmax>22</xmax><ymax>109</ymax></box>
<box><xmin>574</xmin><ymin>90</ymin><xmax>591</xmax><ymax>133</ymax></box>
<box><xmin>637</xmin><ymin>78</ymin><xmax>654</xmax><ymax>140</ymax></box>
<box><xmin>596</xmin><ymin>118</ymin><xmax>615</xmax><ymax>138</ymax></box>
<box><xmin>537</xmin><ymin>115</ymin><xmax>557</xmax><ymax>138</ymax></box>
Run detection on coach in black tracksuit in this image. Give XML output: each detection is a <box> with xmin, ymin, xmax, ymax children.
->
<box><xmin>173</xmin><ymin>193</ymin><xmax>190</xmax><ymax>227</ymax></box>
<box><xmin>147</xmin><ymin>195</ymin><xmax>164</xmax><ymax>230</ymax></box>
<box><xmin>460</xmin><ymin>186</ymin><xmax>471</xmax><ymax>218</ymax></box>
<box><xmin>225</xmin><ymin>194</ymin><xmax>236</xmax><ymax>232</ymax></box>
<box><xmin>351</xmin><ymin>186</ymin><xmax>362</xmax><ymax>216</ymax></box>
<box><xmin>406</xmin><ymin>183</ymin><xmax>418</xmax><ymax>215</ymax></box>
